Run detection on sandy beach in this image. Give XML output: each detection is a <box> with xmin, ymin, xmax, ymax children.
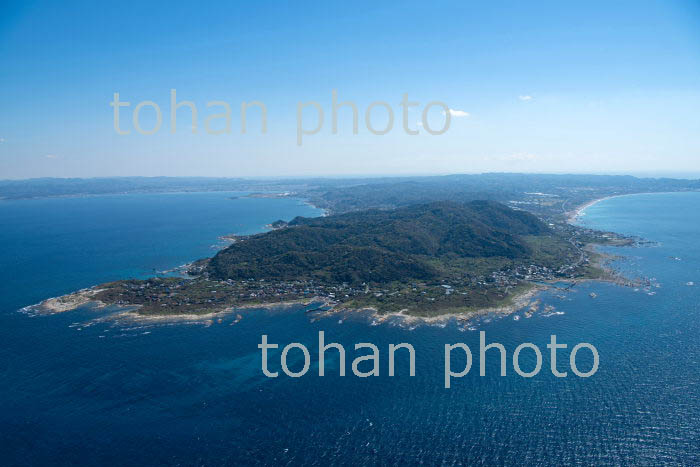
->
<box><xmin>567</xmin><ymin>195</ymin><xmax>619</xmax><ymax>223</ymax></box>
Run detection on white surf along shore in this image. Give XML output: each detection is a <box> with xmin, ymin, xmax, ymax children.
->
<box><xmin>567</xmin><ymin>195</ymin><xmax>621</xmax><ymax>224</ymax></box>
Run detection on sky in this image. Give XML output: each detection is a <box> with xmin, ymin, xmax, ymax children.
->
<box><xmin>0</xmin><ymin>0</ymin><xmax>699</xmax><ymax>179</ymax></box>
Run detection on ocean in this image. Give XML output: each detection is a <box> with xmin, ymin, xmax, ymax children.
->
<box><xmin>0</xmin><ymin>191</ymin><xmax>698</xmax><ymax>465</ymax></box>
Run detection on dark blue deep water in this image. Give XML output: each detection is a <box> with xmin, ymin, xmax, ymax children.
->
<box><xmin>1</xmin><ymin>192</ymin><xmax>699</xmax><ymax>465</ymax></box>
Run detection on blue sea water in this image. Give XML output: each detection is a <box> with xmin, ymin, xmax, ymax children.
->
<box><xmin>1</xmin><ymin>192</ymin><xmax>699</xmax><ymax>465</ymax></box>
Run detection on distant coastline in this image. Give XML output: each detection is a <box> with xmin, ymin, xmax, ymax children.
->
<box><xmin>568</xmin><ymin>196</ymin><xmax>619</xmax><ymax>223</ymax></box>
<box><xmin>568</xmin><ymin>191</ymin><xmax>698</xmax><ymax>224</ymax></box>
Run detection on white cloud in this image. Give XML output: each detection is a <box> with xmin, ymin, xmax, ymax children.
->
<box><xmin>45</xmin><ymin>154</ymin><xmax>57</xmax><ymax>159</ymax></box>
<box><xmin>416</xmin><ymin>121</ymin><xmax>423</xmax><ymax>127</ymax></box>
<box><xmin>449</xmin><ymin>109</ymin><xmax>470</xmax><ymax>117</ymax></box>
<box><xmin>0</xmin><ymin>137</ymin><xmax>5</xmax><ymax>143</ymax></box>
<box><xmin>518</xmin><ymin>95</ymin><xmax>533</xmax><ymax>101</ymax></box>
<box><xmin>442</xmin><ymin>109</ymin><xmax>470</xmax><ymax>118</ymax></box>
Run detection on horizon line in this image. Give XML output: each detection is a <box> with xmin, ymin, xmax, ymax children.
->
<box><xmin>3</xmin><ymin>171</ymin><xmax>700</xmax><ymax>183</ymax></box>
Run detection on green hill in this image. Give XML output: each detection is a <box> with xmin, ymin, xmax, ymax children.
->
<box><xmin>207</xmin><ymin>201</ymin><xmax>553</xmax><ymax>284</ymax></box>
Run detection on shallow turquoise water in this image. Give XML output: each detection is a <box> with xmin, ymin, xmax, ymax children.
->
<box><xmin>0</xmin><ymin>192</ymin><xmax>698</xmax><ymax>465</ymax></box>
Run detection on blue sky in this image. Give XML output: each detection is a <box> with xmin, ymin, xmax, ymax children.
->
<box><xmin>0</xmin><ymin>0</ymin><xmax>699</xmax><ymax>179</ymax></box>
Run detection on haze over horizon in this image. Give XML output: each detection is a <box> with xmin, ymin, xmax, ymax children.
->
<box><xmin>1</xmin><ymin>0</ymin><xmax>699</xmax><ymax>179</ymax></box>
<box><xmin>4</xmin><ymin>170</ymin><xmax>700</xmax><ymax>183</ymax></box>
